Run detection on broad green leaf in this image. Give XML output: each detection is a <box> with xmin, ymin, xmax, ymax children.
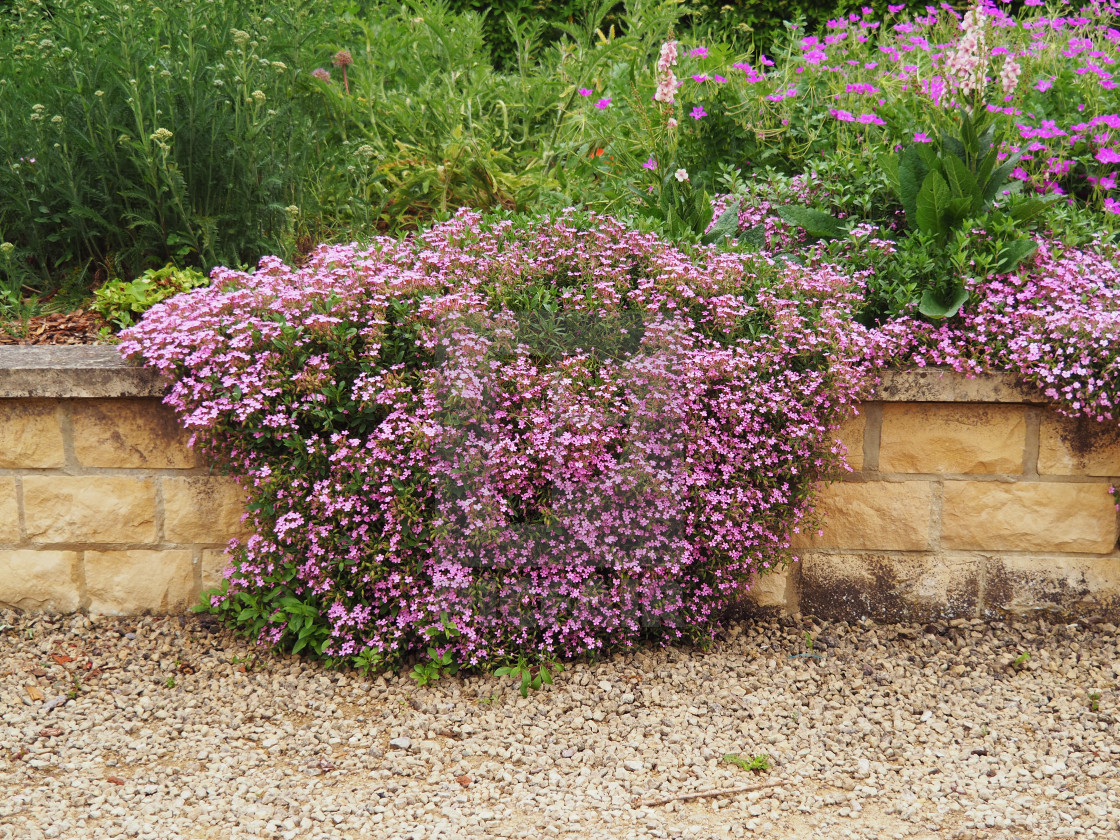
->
<box><xmin>943</xmin><ymin>154</ymin><xmax>981</xmax><ymax>211</ymax></box>
<box><xmin>776</xmin><ymin>204</ymin><xmax>845</xmax><ymax>239</ymax></box>
<box><xmin>1008</xmin><ymin>197</ymin><xmax>1050</xmax><ymax>224</ymax></box>
<box><xmin>701</xmin><ymin>199</ymin><xmax>741</xmax><ymax>246</ymax></box>
<box><xmin>940</xmin><ymin>131</ymin><xmax>967</xmax><ymax>163</ymax></box>
<box><xmin>879</xmin><ymin>152</ymin><xmax>900</xmax><ymax>193</ymax></box>
<box><xmin>919</xmin><ymin>284</ymin><xmax>969</xmax><ymax>319</ymax></box>
<box><xmin>983</xmin><ymin>159</ymin><xmax>1019</xmax><ymax>203</ymax></box>
<box><xmin>914</xmin><ymin>171</ymin><xmax>952</xmax><ymax>239</ymax></box>
<box><xmin>997</xmin><ymin>238</ymin><xmax>1038</xmax><ymax>272</ymax></box>
<box><xmin>898</xmin><ymin>145</ymin><xmax>929</xmax><ymax>224</ymax></box>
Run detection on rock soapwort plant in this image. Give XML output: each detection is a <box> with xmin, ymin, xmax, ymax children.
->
<box><xmin>122</xmin><ymin>209</ymin><xmax>879</xmax><ymax>674</ymax></box>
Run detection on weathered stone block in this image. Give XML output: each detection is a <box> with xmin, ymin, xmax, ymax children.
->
<box><xmin>983</xmin><ymin>554</ymin><xmax>1120</xmax><ymax>619</ymax></box>
<box><xmin>800</xmin><ymin>552</ymin><xmax>979</xmax><ymax>622</ymax></box>
<box><xmin>0</xmin><ymin>478</ymin><xmax>19</xmax><ymax>543</ymax></box>
<box><xmin>22</xmin><ymin>476</ymin><xmax>157</xmax><ymax>544</ymax></box>
<box><xmin>0</xmin><ymin>550</ymin><xmax>79</xmax><ymax>611</ymax></box>
<box><xmin>942</xmin><ymin>482</ymin><xmax>1117</xmax><ymax>553</ymax></box>
<box><xmin>85</xmin><ymin>550</ymin><xmax>195</xmax><ymax>614</ymax></box>
<box><xmin>70</xmin><ymin>399</ymin><xmax>195</xmax><ymax>469</ymax></box>
<box><xmin>200</xmin><ymin>548</ymin><xmax>231</xmax><ymax>592</ymax></box>
<box><xmin>745</xmin><ymin>563</ymin><xmax>797</xmax><ymax>611</ymax></box>
<box><xmin>794</xmin><ymin>481</ymin><xmax>933</xmax><ymax>551</ymax></box>
<box><xmin>879</xmin><ymin>403</ymin><xmax>1025</xmax><ymax>475</ymax></box>
<box><xmin>835</xmin><ymin>414</ymin><xmax>865</xmax><ymax>472</ymax></box>
<box><xmin>1038</xmin><ymin>413</ymin><xmax>1120</xmax><ymax>477</ymax></box>
<box><xmin>162</xmin><ymin>477</ymin><xmax>248</xmax><ymax>544</ymax></box>
<box><xmin>0</xmin><ymin>399</ymin><xmax>64</xmax><ymax>468</ymax></box>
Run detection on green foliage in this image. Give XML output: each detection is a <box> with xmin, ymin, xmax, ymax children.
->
<box><xmin>494</xmin><ymin>655</ymin><xmax>562</xmax><ymax>697</ymax></box>
<box><xmin>722</xmin><ymin>752</ymin><xmax>771</xmax><ymax>772</ymax></box>
<box><xmin>91</xmin><ymin>264</ymin><xmax>209</xmax><ymax>331</ymax></box>
<box><xmin>410</xmin><ymin>613</ymin><xmax>462</xmax><ymax>686</ymax></box>
<box><xmin>682</xmin><ymin>0</ymin><xmax>928</xmax><ymax>56</ymax></box>
<box><xmin>0</xmin><ymin>0</ymin><xmax>328</xmax><ymax>288</ymax></box>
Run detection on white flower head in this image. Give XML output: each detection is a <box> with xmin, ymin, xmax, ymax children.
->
<box><xmin>675</xmin><ymin>168</ymin><xmax>689</xmax><ymax>182</ymax></box>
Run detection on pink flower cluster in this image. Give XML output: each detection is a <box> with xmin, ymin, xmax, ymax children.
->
<box><xmin>121</xmin><ymin>211</ymin><xmax>879</xmax><ymax>666</ymax></box>
<box><xmin>653</xmin><ymin>40</ymin><xmax>680</xmax><ymax>105</ymax></box>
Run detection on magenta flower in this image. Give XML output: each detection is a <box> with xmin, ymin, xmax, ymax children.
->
<box><xmin>689</xmin><ymin>46</ymin><xmax>708</xmax><ymax>58</ymax></box>
<box><xmin>1105</xmin><ymin>197</ymin><xmax>1120</xmax><ymax>214</ymax></box>
<box><xmin>1096</xmin><ymin>148</ymin><xmax>1120</xmax><ymax>163</ymax></box>
<box><xmin>578</xmin><ymin>88</ymin><xmax>593</xmax><ymax>96</ymax></box>
<box><xmin>913</xmin><ymin>132</ymin><xmax>933</xmax><ymax>142</ymax></box>
<box><xmin>690</xmin><ymin>106</ymin><xmax>707</xmax><ymax>119</ymax></box>
<box><xmin>691</xmin><ymin>74</ymin><xmax>709</xmax><ymax>83</ymax></box>
<box><xmin>596</xmin><ymin>97</ymin><xmax>611</xmax><ymax>109</ymax></box>
<box><xmin>643</xmin><ymin>157</ymin><xmax>657</xmax><ymax>170</ymax></box>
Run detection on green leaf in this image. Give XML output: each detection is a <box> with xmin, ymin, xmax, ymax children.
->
<box><xmin>898</xmin><ymin>145</ymin><xmax>929</xmax><ymax>224</ymax></box>
<box><xmin>879</xmin><ymin>152</ymin><xmax>900</xmax><ymax>193</ymax></box>
<box><xmin>700</xmin><ymin>199</ymin><xmax>740</xmax><ymax>246</ymax></box>
<box><xmin>914</xmin><ymin>171</ymin><xmax>952</xmax><ymax>239</ymax></box>
<box><xmin>983</xmin><ymin>159</ymin><xmax>1019</xmax><ymax>203</ymax></box>
<box><xmin>939</xmin><ymin>131</ymin><xmax>966</xmax><ymax>163</ymax></box>
<box><xmin>493</xmin><ymin>666</ymin><xmax>512</xmax><ymax>677</ymax></box>
<box><xmin>996</xmin><ymin>238</ymin><xmax>1038</xmax><ymax>273</ymax></box>
<box><xmin>775</xmin><ymin>205</ymin><xmax>845</xmax><ymax>240</ymax></box>
<box><xmin>919</xmin><ymin>284</ymin><xmax>969</xmax><ymax>319</ymax></box>
<box><xmin>1008</xmin><ymin>197</ymin><xmax>1050</xmax><ymax>224</ymax></box>
<box><xmin>943</xmin><ymin>154</ymin><xmax>981</xmax><ymax>211</ymax></box>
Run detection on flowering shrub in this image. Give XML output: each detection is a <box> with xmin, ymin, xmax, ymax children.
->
<box><xmin>122</xmin><ymin>210</ymin><xmax>880</xmax><ymax>670</ymax></box>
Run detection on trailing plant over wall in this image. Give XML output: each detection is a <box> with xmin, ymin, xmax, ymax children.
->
<box><xmin>121</xmin><ymin>210</ymin><xmax>881</xmax><ymax>671</ymax></box>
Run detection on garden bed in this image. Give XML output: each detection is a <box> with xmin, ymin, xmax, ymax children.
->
<box><xmin>3</xmin><ymin>345</ymin><xmax>1116</xmax><ymax>621</ymax></box>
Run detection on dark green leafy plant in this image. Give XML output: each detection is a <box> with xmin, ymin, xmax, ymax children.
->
<box><xmin>879</xmin><ymin>107</ymin><xmax>1049</xmax><ymax>318</ymax></box>
<box><xmin>92</xmin><ymin>264</ymin><xmax>209</xmax><ymax>332</ymax></box>
<box><xmin>494</xmin><ymin>655</ymin><xmax>561</xmax><ymax>697</ymax></box>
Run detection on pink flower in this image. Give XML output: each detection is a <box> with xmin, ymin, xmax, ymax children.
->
<box><xmin>1096</xmin><ymin>148</ymin><xmax>1120</xmax><ymax>164</ymax></box>
<box><xmin>674</xmin><ymin>168</ymin><xmax>689</xmax><ymax>181</ymax></box>
<box><xmin>643</xmin><ymin>157</ymin><xmax>657</xmax><ymax>170</ymax></box>
<box><xmin>691</xmin><ymin>74</ymin><xmax>709</xmax><ymax>83</ymax></box>
<box><xmin>689</xmin><ymin>47</ymin><xmax>708</xmax><ymax>58</ymax></box>
<box><xmin>914</xmin><ymin>132</ymin><xmax>933</xmax><ymax>142</ymax></box>
<box><xmin>667</xmin><ymin>117</ymin><xmax>678</xmax><ymax>128</ymax></box>
<box><xmin>690</xmin><ymin>106</ymin><xmax>707</xmax><ymax>120</ymax></box>
<box><xmin>311</xmin><ymin>68</ymin><xmax>331</xmax><ymax>82</ymax></box>
<box><xmin>332</xmin><ymin>50</ymin><xmax>353</xmax><ymax>68</ymax></box>
<box><xmin>1103</xmin><ymin>197</ymin><xmax>1119</xmax><ymax>214</ymax></box>
<box><xmin>578</xmin><ymin>88</ymin><xmax>593</xmax><ymax>96</ymax></box>
<box><xmin>596</xmin><ymin>98</ymin><xmax>611</xmax><ymax>109</ymax></box>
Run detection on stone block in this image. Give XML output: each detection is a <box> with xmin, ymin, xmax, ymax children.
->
<box><xmin>0</xmin><ymin>478</ymin><xmax>19</xmax><ymax>543</ymax></box>
<box><xmin>86</xmin><ymin>550</ymin><xmax>195</xmax><ymax>614</ymax></box>
<box><xmin>70</xmin><ymin>399</ymin><xmax>195</xmax><ymax>469</ymax></box>
<box><xmin>162</xmin><ymin>477</ymin><xmax>248</xmax><ymax>544</ymax></box>
<box><xmin>0</xmin><ymin>550</ymin><xmax>79</xmax><ymax>611</ymax></box>
<box><xmin>745</xmin><ymin>563</ymin><xmax>796</xmax><ymax>611</ymax></box>
<box><xmin>983</xmin><ymin>554</ymin><xmax>1120</xmax><ymax>620</ymax></box>
<box><xmin>835</xmin><ymin>414</ymin><xmax>865</xmax><ymax>472</ymax></box>
<box><xmin>800</xmin><ymin>551</ymin><xmax>978</xmax><ymax>622</ymax></box>
<box><xmin>879</xmin><ymin>403</ymin><xmax>1025</xmax><ymax>475</ymax></box>
<box><xmin>1038</xmin><ymin>413</ymin><xmax>1120</xmax><ymax>477</ymax></box>
<box><xmin>22</xmin><ymin>476</ymin><xmax>157</xmax><ymax>544</ymax></box>
<box><xmin>793</xmin><ymin>481</ymin><xmax>933</xmax><ymax>551</ymax></box>
<box><xmin>0</xmin><ymin>399</ymin><xmax>64</xmax><ymax>468</ymax></box>
<box><xmin>942</xmin><ymin>482</ymin><xmax>1117</xmax><ymax>554</ymax></box>
<box><xmin>200</xmin><ymin>548</ymin><xmax>232</xmax><ymax>592</ymax></box>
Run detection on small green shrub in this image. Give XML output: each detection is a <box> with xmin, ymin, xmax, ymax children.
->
<box><xmin>91</xmin><ymin>264</ymin><xmax>209</xmax><ymax>332</ymax></box>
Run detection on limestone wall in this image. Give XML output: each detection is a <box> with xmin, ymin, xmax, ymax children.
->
<box><xmin>2</xmin><ymin>348</ymin><xmax>1119</xmax><ymax>620</ymax></box>
<box><xmin>753</xmin><ymin>370</ymin><xmax>1120</xmax><ymax>621</ymax></box>
<box><xmin>0</xmin><ymin>347</ymin><xmax>246</xmax><ymax>614</ymax></box>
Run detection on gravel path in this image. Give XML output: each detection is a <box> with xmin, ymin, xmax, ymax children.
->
<box><xmin>2</xmin><ymin>610</ymin><xmax>1119</xmax><ymax>840</ymax></box>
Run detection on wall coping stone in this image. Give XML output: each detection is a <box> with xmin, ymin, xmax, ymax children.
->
<box><xmin>0</xmin><ymin>345</ymin><xmax>164</xmax><ymax>398</ymax></box>
<box><xmin>0</xmin><ymin>345</ymin><xmax>1050</xmax><ymax>404</ymax></box>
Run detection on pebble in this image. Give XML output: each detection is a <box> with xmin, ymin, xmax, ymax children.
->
<box><xmin>1</xmin><ymin>610</ymin><xmax>1118</xmax><ymax>839</ymax></box>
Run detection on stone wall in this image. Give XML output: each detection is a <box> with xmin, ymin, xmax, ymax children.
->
<box><xmin>0</xmin><ymin>347</ymin><xmax>246</xmax><ymax>614</ymax></box>
<box><xmin>752</xmin><ymin>369</ymin><xmax>1120</xmax><ymax>621</ymax></box>
<box><xmin>3</xmin><ymin>348</ymin><xmax>1119</xmax><ymax>619</ymax></box>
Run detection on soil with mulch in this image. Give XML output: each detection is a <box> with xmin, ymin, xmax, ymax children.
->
<box><xmin>0</xmin><ymin>309</ymin><xmax>112</xmax><ymax>345</ymax></box>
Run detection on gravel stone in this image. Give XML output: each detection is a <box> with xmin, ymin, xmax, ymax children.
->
<box><xmin>2</xmin><ymin>610</ymin><xmax>1119</xmax><ymax>839</ymax></box>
